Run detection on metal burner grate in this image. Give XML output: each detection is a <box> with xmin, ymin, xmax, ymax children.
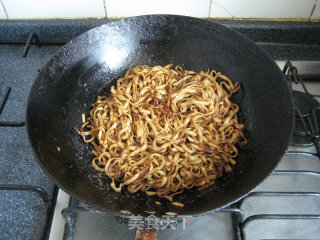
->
<box><xmin>0</xmin><ymin>33</ymin><xmax>59</xmax><ymax>239</ymax></box>
<box><xmin>0</xmin><ymin>85</ymin><xmax>58</xmax><ymax>239</ymax></box>
<box><xmin>283</xmin><ymin>61</ymin><xmax>320</xmax><ymax>156</ymax></box>
<box><xmin>0</xmin><ymin>87</ymin><xmax>25</xmax><ymax>127</ymax></box>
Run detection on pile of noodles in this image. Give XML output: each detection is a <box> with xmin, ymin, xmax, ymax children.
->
<box><xmin>80</xmin><ymin>64</ymin><xmax>246</xmax><ymax>201</ymax></box>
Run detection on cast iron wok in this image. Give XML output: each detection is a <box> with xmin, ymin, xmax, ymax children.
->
<box><xmin>26</xmin><ymin>15</ymin><xmax>294</xmax><ymax>217</ymax></box>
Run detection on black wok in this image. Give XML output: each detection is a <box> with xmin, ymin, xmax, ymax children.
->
<box><xmin>26</xmin><ymin>15</ymin><xmax>294</xmax><ymax>217</ymax></box>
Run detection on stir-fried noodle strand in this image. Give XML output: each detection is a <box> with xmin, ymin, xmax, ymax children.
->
<box><xmin>81</xmin><ymin>64</ymin><xmax>247</xmax><ymax>201</ymax></box>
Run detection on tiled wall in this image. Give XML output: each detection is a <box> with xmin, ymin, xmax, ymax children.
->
<box><xmin>0</xmin><ymin>0</ymin><xmax>319</xmax><ymax>21</ymax></box>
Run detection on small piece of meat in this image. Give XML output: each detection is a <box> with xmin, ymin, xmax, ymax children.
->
<box><xmin>158</xmin><ymin>104</ymin><xmax>172</xmax><ymax>115</ymax></box>
<box><xmin>73</xmin><ymin>125</ymin><xmax>81</xmax><ymax>135</ymax></box>
<box><xmin>214</xmin><ymin>163</ymin><xmax>222</xmax><ymax>173</ymax></box>
<box><xmin>238</xmin><ymin>138</ymin><xmax>248</xmax><ymax>146</ymax></box>
<box><xmin>232</xmin><ymin>82</ymin><xmax>241</xmax><ymax>94</ymax></box>
<box><xmin>134</xmin><ymin>168</ymin><xmax>150</xmax><ymax>184</ymax></box>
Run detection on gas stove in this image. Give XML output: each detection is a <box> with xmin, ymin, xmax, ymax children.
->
<box><xmin>0</xmin><ymin>20</ymin><xmax>319</xmax><ymax>240</ymax></box>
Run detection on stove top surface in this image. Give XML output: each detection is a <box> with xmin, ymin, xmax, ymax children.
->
<box><xmin>0</xmin><ymin>21</ymin><xmax>319</xmax><ymax>240</ymax></box>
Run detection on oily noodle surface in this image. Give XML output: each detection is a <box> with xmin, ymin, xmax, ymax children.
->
<box><xmin>81</xmin><ymin>64</ymin><xmax>246</xmax><ymax>201</ymax></box>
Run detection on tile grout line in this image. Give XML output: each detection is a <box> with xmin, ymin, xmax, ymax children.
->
<box><xmin>211</xmin><ymin>0</ymin><xmax>234</xmax><ymax>18</ymax></box>
<box><xmin>0</xmin><ymin>0</ymin><xmax>8</xmax><ymax>19</ymax></box>
<box><xmin>208</xmin><ymin>0</ymin><xmax>212</xmax><ymax>18</ymax></box>
<box><xmin>103</xmin><ymin>0</ymin><xmax>108</xmax><ymax>18</ymax></box>
<box><xmin>309</xmin><ymin>0</ymin><xmax>318</xmax><ymax>21</ymax></box>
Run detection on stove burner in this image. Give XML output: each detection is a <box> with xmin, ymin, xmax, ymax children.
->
<box><xmin>291</xmin><ymin>91</ymin><xmax>320</xmax><ymax>146</ymax></box>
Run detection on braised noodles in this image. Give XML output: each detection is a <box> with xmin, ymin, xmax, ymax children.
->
<box><xmin>80</xmin><ymin>64</ymin><xmax>246</xmax><ymax>201</ymax></box>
